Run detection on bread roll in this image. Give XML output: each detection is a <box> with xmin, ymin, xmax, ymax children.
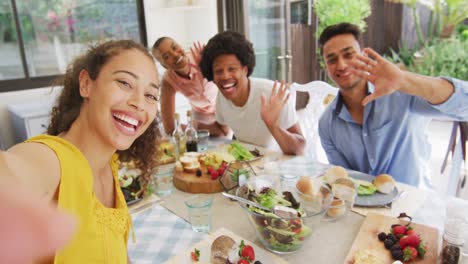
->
<box><xmin>184</xmin><ymin>152</ymin><xmax>202</xmax><ymax>159</ymax></box>
<box><xmin>211</xmin><ymin>235</ymin><xmax>236</xmax><ymax>264</ymax></box>
<box><xmin>179</xmin><ymin>156</ymin><xmax>198</xmax><ymax>167</ymax></box>
<box><xmin>296</xmin><ymin>177</ymin><xmax>324</xmax><ymax>212</ymax></box>
<box><xmin>373</xmin><ymin>174</ymin><xmax>395</xmax><ymax>194</ymax></box>
<box><xmin>183</xmin><ymin>162</ymin><xmax>200</xmax><ymax>173</ymax></box>
<box><xmin>327</xmin><ymin>198</ymin><xmax>345</xmax><ymax>218</ymax></box>
<box><xmin>296</xmin><ymin>177</ymin><xmax>319</xmax><ymax>196</ymax></box>
<box><xmin>324</xmin><ymin>166</ymin><xmax>348</xmax><ymax>184</ymax></box>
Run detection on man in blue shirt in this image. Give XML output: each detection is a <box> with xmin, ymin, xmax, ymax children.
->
<box><xmin>318</xmin><ymin>23</ymin><xmax>468</xmax><ymax>189</ymax></box>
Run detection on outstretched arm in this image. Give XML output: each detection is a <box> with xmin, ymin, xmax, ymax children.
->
<box><xmin>160</xmin><ymin>79</ymin><xmax>177</xmax><ymax>134</ymax></box>
<box><xmin>261</xmin><ymin>81</ymin><xmax>305</xmax><ymax>155</ymax></box>
<box><xmin>1</xmin><ymin>143</ymin><xmax>60</xmax><ymax>199</ymax></box>
<box><xmin>0</xmin><ymin>184</ymin><xmax>76</xmax><ymax>263</ymax></box>
<box><xmin>350</xmin><ymin>47</ymin><xmax>455</xmax><ymax>106</ymax></box>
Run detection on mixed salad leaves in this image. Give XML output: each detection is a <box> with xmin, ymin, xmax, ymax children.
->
<box><xmin>355</xmin><ymin>179</ymin><xmax>377</xmax><ymax>196</ymax></box>
<box><xmin>227</xmin><ymin>141</ymin><xmax>261</xmax><ymax>161</ymax></box>
<box><xmin>240</xmin><ymin>185</ymin><xmax>311</xmax><ymax>252</ymax></box>
<box><xmin>118</xmin><ymin>167</ymin><xmax>144</xmax><ymax>204</ymax></box>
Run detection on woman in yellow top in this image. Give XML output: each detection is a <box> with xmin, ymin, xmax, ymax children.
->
<box><xmin>0</xmin><ymin>40</ymin><xmax>160</xmax><ymax>263</ymax></box>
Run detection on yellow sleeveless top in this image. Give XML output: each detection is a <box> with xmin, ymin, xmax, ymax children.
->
<box><xmin>27</xmin><ymin>135</ymin><xmax>133</xmax><ymax>264</ymax></box>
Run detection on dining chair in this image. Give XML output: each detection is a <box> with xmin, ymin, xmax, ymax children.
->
<box><xmin>290</xmin><ymin>81</ymin><xmax>338</xmax><ymax>163</ymax></box>
<box><xmin>441</xmin><ymin>121</ymin><xmax>467</xmax><ymax>196</ymax></box>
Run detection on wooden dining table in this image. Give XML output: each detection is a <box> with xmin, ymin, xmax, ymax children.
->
<box><xmin>128</xmin><ymin>140</ymin><xmax>466</xmax><ymax>263</ymax></box>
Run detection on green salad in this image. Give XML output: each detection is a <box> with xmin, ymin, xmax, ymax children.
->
<box><xmin>227</xmin><ymin>141</ymin><xmax>256</xmax><ymax>161</ymax></box>
<box><xmin>355</xmin><ymin>179</ymin><xmax>377</xmax><ymax>196</ymax></box>
<box><xmin>242</xmin><ymin>186</ymin><xmax>312</xmax><ymax>252</ymax></box>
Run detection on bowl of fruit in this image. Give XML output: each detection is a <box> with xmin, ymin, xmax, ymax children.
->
<box><xmin>235</xmin><ymin>175</ymin><xmax>333</xmax><ymax>254</ymax></box>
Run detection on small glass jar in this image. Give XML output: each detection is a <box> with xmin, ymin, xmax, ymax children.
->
<box><xmin>280</xmin><ymin>174</ymin><xmax>298</xmax><ymax>193</ymax></box>
<box><xmin>441</xmin><ymin>220</ymin><xmax>465</xmax><ymax>264</ymax></box>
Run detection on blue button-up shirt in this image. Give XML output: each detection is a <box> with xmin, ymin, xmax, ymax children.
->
<box><xmin>319</xmin><ymin>77</ymin><xmax>468</xmax><ymax>189</ymax></box>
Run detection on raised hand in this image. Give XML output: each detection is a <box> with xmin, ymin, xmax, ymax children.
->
<box><xmin>190</xmin><ymin>41</ymin><xmax>205</xmax><ymax>66</ymax></box>
<box><xmin>261</xmin><ymin>80</ymin><xmax>290</xmax><ymax>128</ymax></box>
<box><xmin>350</xmin><ymin>48</ymin><xmax>405</xmax><ymax>106</ymax></box>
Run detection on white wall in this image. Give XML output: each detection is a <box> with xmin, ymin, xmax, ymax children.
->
<box><xmin>144</xmin><ymin>0</ymin><xmax>218</xmax><ymax>50</ymax></box>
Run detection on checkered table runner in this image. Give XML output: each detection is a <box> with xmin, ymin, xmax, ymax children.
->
<box><xmin>128</xmin><ymin>204</ymin><xmax>208</xmax><ymax>263</ymax></box>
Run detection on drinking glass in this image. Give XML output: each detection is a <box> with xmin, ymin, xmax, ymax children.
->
<box><xmin>185</xmin><ymin>195</ymin><xmax>213</xmax><ymax>233</ymax></box>
<box><xmin>197</xmin><ymin>129</ymin><xmax>210</xmax><ymax>151</ymax></box>
<box><xmin>151</xmin><ymin>164</ymin><xmax>175</xmax><ymax>196</ymax></box>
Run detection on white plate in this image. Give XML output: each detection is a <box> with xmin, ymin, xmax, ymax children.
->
<box><xmin>349</xmin><ymin>171</ymin><xmax>399</xmax><ymax>207</ymax></box>
<box><xmin>164</xmin><ymin>228</ymin><xmax>288</xmax><ymax>264</ymax></box>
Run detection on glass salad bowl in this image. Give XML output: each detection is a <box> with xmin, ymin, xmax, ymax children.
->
<box><xmin>235</xmin><ymin>175</ymin><xmax>333</xmax><ymax>254</ymax></box>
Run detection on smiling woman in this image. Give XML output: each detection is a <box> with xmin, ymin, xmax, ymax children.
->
<box><xmin>0</xmin><ymin>40</ymin><xmax>160</xmax><ymax>263</ymax></box>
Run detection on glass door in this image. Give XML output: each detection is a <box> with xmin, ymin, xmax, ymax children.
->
<box><xmin>246</xmin><ymin>0</ymin><xmax>292</xmax><ymax>82</ymax></box>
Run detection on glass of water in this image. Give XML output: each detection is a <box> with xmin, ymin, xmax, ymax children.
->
<box><xmin>185</xmin><ymin>194</ymin><xmax>213</xmax><ymax>233</ymax></box>
<box><xmin>151</xmin><ymin>164</ymin><xmax>175</xmax><ymax>196</ymax></box>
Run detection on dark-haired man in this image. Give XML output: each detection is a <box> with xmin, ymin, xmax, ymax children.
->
<box><xmin>318</xmin><ymin>22</ymin><xmax>468</xmax><ymax>188</ymax></box>
<box><xmin>152</xmin><ymin>37</ymin><xmax>229</xmax><ymax>136</ymax></box>
<box><xmin>199</xmin><ymin>31</ymin><xmax>305</xmax><ymax>155</ymax></box>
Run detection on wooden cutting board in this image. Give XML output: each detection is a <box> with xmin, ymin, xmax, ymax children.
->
<box><xmin>173</xmin><ymin>165</ymin><xmax>224</xmax><ymax>194</ymax></box>
<box><xmin>345</xmin><ymin>212</ymin><xmax>439</xmax><ymax>264</ymax></box>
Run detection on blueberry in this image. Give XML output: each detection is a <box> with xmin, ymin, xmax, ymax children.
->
<box><xmin>387</xmin><ymin>233</ymin><xmax>398</xmax><ymax>243</ymax></box>
<box><xmin>391</xmin><ymin>249</ymin><xmax>403</xmax><ymax>260</ymax></box>
<box><xmin>195</xmin><ymin>169</ymin><xmax>202</xmax><ymax>177</ymax></box>
<box><xmin>384</xmin><ymin>238</ymin><xmax>395</xmax><ymax>249</ymax></box>
<box><xmin>391</xmin><ymin>243</ymin><xmax>401</xmax><ymax>251</ymax></box>
<box><xmin>378</xmin><ymin>232</ymin><xmax>387</xmax><ymax>241</ymax></box>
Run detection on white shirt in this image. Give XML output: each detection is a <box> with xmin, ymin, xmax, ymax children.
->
<box><xmin>216</xmin><ymin>78</ymin><xmax>298</xmax><ymax>151</ymax></box>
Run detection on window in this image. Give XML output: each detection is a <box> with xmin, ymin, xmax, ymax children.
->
<box><xmin>0</xmin><ymin>0</ymin><xmax>147</xmax><ymax>92</ymax></box>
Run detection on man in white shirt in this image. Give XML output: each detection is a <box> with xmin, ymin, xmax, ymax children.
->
<box><xmin>199</xmin><ymin>31</ymin><xmax>305</xmax><ymax>155</ymax></box>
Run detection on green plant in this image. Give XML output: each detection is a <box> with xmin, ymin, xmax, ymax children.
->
<box><xmin>386</xmin><ymin>0</ymin><xmax>468</xmax><ymax>45</ymax></box>
<box><xmin>409</xmin><ymin>36</ymin><xmax>468</xmax><ymax>80</ymax></box>
<box><xmin>313</xmin><ymin>0</ymin><xmax>371</xmax><ymax>37</ymax></box>
<box><xmin>388</xmin><ymin>42</ymin><xmax>416</xmax><ymax>67</ymax></box>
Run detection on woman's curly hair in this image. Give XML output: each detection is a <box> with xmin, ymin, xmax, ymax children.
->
<box><xmin>47</xmin><ymin>40</ymin><xmax>159</xmax><ymax>187</ymax></box>
<box><xmin>199</xmin><ymin>31</ymin><xmax>256</xmax><ymax>81</ymax></box>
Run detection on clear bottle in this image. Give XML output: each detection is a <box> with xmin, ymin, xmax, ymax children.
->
<box><xmin>185</xmin><ymin>110</ymin><xmax>198</xmax><ymax>152</ymax></box>
<box><xmin>172</xmin><ymin>113</ymin><xmax>186</xmax><ymax>161</ymax></box>
<box><xmin>154</xmin><ymin>112</ymin><xmax>175</xmax><ymax>165</ymax></box>
<box><xmin>440</xmin><ymin>220</ymin><xmax>465</xmax><ymax>264</ymax></box>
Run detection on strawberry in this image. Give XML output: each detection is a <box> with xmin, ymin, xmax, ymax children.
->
<box><xmin>191</xmin><ymin>248</ymin><xmax>200</xmax><ymax>261</ymax></box>
<box><xmin>218</xmin><ymin>166</ymin><xmax>226</xmax><ymax>176</ymax></box>
<box><xmin>392</xmin><ymin>225</ymin><xmax>407</xmax><ymax>238</ymax></box>
<box><xmin>406</xmin><ymin>229</ymin><xmax>416</xmax><ymax>236</ymax></box>
<box><xmin>207</xmin><ymin>166</ymin><xmax>213</xmax><ymax>174</ymax></box>
<box><xmin>403</xmin><ymin>246</ymin><xmax>418</xmax><ymax>262</ymax></box>
<box><xmin>210</xmin><ymin>170</ymin><xmax>220</xmax><ymax>180</ymax></box>
<box><xmin>237</xmin><ymin>260</ymin><xmax>249</xmax><ymax>264</ymax></box>
<box><xmin>400</xmin><ymin>234</ymin><xmax>420</xmax><ymax>249</ymax></box>
<box><xmin>221</xmin><ymin>161</ymin><xmax>227</xmax><ymax>168</ymax></box>
<box><xmin>239</xmin><ymin>240</ymin><xmax>255</xmax><ymax>262</ymax></box>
